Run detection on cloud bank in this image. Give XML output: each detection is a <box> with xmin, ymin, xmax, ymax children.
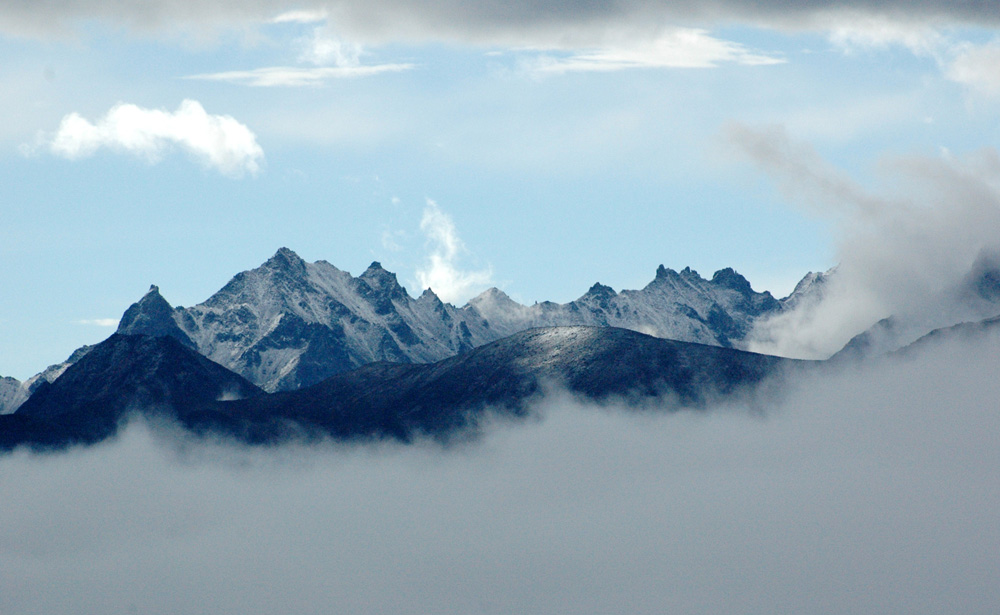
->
<box><xmin>726</xmin><ymin>123</ymin><xmax>1000</xmax><ymax>358</ymax></box>
<box><xmin>8</xmin><ymin>1</ymin><xmax>1000</xmax><ymax>90</ymax></box>
<box><xmin>415</xmin><ymin>199</ymin><xmax>493</xmax><ymax>305</ymax></box>
<box><xmin>2</xmin><ymin>329</ymin><xmax>999</xmax><ymax>615</ymax></box>
<box><xmin>42</xmin><ymin>100</ymin><xmax>264</xmax><ymax>177</ymax></box>
<box><xmin>2</xmin><ymin>1</ymin><xmax>1000</xmax><ymax>43</ymax></box>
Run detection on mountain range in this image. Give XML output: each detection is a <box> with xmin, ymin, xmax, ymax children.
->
<box><xmin>0</xmin><ymin>326</ymin><xmax>795</xmax><ymax>450</ymax></box>
<box><xmin>4</xmin><ymin>247</ymin><xmax>998</xmax><ymax>450</ymax></box>
<box><xmin>2</xmin><ymin>247</ymin><xmax>800</xmax><ymax>409</ymax></box>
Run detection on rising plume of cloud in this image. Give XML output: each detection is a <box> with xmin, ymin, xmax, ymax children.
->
<box><xmin>725</xmin><ymin>122</ymin><xmax>1000</xmax><ymax>358</ymax></box>
<box><xmin>1</xmin><ymin>329</ymin><xmax>999</xmax><ymax>615</ymax></box>
<box><xmin>40</xmin><ymin>100</ymin><xmax>263</xmax><ymax>177</ymax></box>
<box><xmin>415</xmin><ymin>199</ymin><xmax>492</xmax><ymax>305</ymax></box>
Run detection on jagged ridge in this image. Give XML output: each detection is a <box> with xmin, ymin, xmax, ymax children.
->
<box><xmin>116</xmin><ymin>248</ymin><xmax>786</xmax><ymax>392</ymax></box>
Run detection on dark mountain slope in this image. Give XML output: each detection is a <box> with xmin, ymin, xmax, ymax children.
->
<box><xmin>2</xmin><ymin>334</ymin><xmax>263</xmax><ymax>450</ymax></box>
<box><xmin>223</xmin><ymin>326</ymin><xmax>795</xmax><ymax>442</ymax></box>
<box><xmin>1</xmin><ymin>327</ymin><xmax>797</xmax><ymax>450</ymax></box>
<box><xmin>893</xmin><ymin>313</ymin><xmax>1000</xmax><ymax>356</ymax></box>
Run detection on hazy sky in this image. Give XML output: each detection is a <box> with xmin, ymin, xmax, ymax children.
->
<box><xmin>4</xmin><ymin>1</ymin><xmax>1000</xmax><ymax>377</ymax></box>
<box><xmin>2</xmin><ymin>323</ymin><xmax>998</xmax><ymax>614</ymax></box>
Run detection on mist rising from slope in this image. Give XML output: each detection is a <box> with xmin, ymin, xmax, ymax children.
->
<box><xmin>729</xmin><ymin>123</ymin><xmax>1000</xmax><ymax>358</ymax></box>
<box><xmin>2</xmin><ymin>331</ymin><xmax>999</xmax><ymax>615</ymax></box>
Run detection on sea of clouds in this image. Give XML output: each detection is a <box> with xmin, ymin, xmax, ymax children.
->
<box><xmin>2</xmin><ymin>326</ymin><xmax>998</xmax><ymax>615</ymax></box>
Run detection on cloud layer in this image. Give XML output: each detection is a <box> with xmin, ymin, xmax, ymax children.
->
<box><xmin>43</xmin><ymin>100</ymin><xmax>264</xmax><ymax>177</ymax></box>
<box><xmin>3</xmin><ymin>1</ymin><xmax>1000</xmax><ymax>43</ymax></box>
<box><xmin>2</xmin><ymin>329</ymin><xmax>999</xmax><ymax>615</ymax></box>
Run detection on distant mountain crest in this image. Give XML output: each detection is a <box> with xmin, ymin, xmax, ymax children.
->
<box><xmin>96</xmin><ymin>249</ymin><xmax>795</xmax><ymax>393</ymax></box>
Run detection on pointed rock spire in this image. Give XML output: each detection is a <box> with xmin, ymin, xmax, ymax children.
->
<box><xmin>710</xmin><ymin>268</ymin><xmax>752</xmax><ymax>294</ymax></box>
<box><xmin>117</xmin><ymin>285</ymin><xmax>195</xmax><ymax>348</ymax></box>
<box><xmin>360</xmin><ymin>261</ymin><xmax>407</xmax><ymax>300</ymax></box>
<box><xmin>584</xmin><ymin>282</ymin><xmax>616</xmax><ymax>297</ymax></box>
<box><xmin>263</xmin><ymin>247</ymin><xmax>308</xmax><ymax>276</ymax></box>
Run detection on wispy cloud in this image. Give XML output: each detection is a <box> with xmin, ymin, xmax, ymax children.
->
<box><xmin>297</xmin><ymin>28</ymin><xmax>364</xmax><ymax>66</ymax></box>
<box><xmin>415</xmin><ymin>199</ymin><xmax>492</xmax><ymax>305</ymax></box>
<box><xmin>825</xmin><ymin>15</ymin><xmax>945</xmax><ymax>55</ymax></box>
<box><xmin>270</xmin><ymin>9</ymin><xmax>328</xmax><ymax>25</ymax></box>
<box><xmin>823</xmin><ymin>19</ymin><xmax>1000</xmax><ymax>99</ymax></box>
<box><xmin>187</xmin><ymin>63</ymin><xmax>414</xmax><ymax>87</ymax></box>
<box><xmin>77</xmin><ymin>319</ymin><xmax>119</xmax><ymax>327</ymax></box>
<box><xmin>945</xmin><ymin>40</ymin><xmax>1000</xmax><ymax>98</ymax></box>
<box><xmin>35</xmin><ymin>100</ymin><xmax>263</xmax><ymax>177</ymax></box>
<box><xmin>528</xmin><ymin>28</ymin><xmax>784</xmax><ymax>74</ymax></box>
<box><xmin>187</xmin><ymin>16</ymin><xmax>416</xmax><ymax>87</ymax></box>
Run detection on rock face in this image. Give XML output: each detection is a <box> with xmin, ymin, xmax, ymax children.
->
<box><xmin>1</xmin><ymin>344</ymin><xmax>98</xmax><ymax>415</ymax></box>
<box><xmin>115</xmin><ymin>248</ymin><xmax>786</xmax><ymax>392</ymax></box>
<box><xmin>0</xmin><ymin>377</ymin><xmax>26</xmax><ymax>415</ymax></box>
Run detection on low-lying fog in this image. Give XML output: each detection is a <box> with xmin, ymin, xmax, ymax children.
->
<box><xmin>2</xmin><ymin>329</ymin><xmax>998</xmax><ymax>615</ymax></box>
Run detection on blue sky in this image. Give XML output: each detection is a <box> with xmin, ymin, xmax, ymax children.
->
<box><xmin>3</xmin><ymin>1</ymin><xmax>1000</xmax><ymax>378</ymax></box>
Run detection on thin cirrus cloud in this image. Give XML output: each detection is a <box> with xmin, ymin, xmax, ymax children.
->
<box><xmin>527</xmin><ymin>28</ymin><xmax>784</xmax><ymax>73</ymax></box>
<box><xmin>40</xmin><ymin>99</ymin><xmax>264</xmax><ymax>177</ymax></box>
<box><xmin>76</xmin><ymin>319</ymin><xmax>119</xmax><ymax>327</ymax></box>
<box><xmin>186</xmin><ymin>63</ymin><xmax>414</xmax><ymax>87</ymax></box>
<box><xmin>187</xmin><ymin>17</ymin><xmax>416</xmax><ymax>87</ymax></box>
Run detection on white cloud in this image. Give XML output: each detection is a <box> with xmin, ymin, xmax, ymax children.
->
<box><xmin>76</xmin><ymin>319</ymin><xmax>119</xmax><ymax>327</ymax></box>
<box><xmin>825</xmin><ymin>14</ymin><xmax>945</xmax><ymax>55</ymax></box>
<box><xmin>186</xmin><ymin>16</ymin><xmax>416</xmax><ymax>88</ymax></box>
<box><xmin>42</xmin><ymin>100</ymin><xmax>263</xmax><ymax>177</ymax></box>
<box><xmin>946</xmin><ymin>41</ymin><xmax>1000</xmax><ymax>97</ymax></box>
<box><xmin>415</xmin><ymin>199</ymin><xmax>492</xmax><ymax>305</ymax></box>
<box><xmin>270</xmin><ymin>9</ymin><xmax>328</xmax><ymax>24</ymax></box>
<box><xmin>298</xmin><ymin>28</ymin><xmax>364</xmax><ymax>66</ymax></box>
<box><xmin>528</xmin><ymin>28</ymin><xmax>784</xmax><ymax>73</ymax></box>
<box><xmin>187</xmin><ymin>63</ymin><xmax>414</xmax><ymax>86</ymax></box>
